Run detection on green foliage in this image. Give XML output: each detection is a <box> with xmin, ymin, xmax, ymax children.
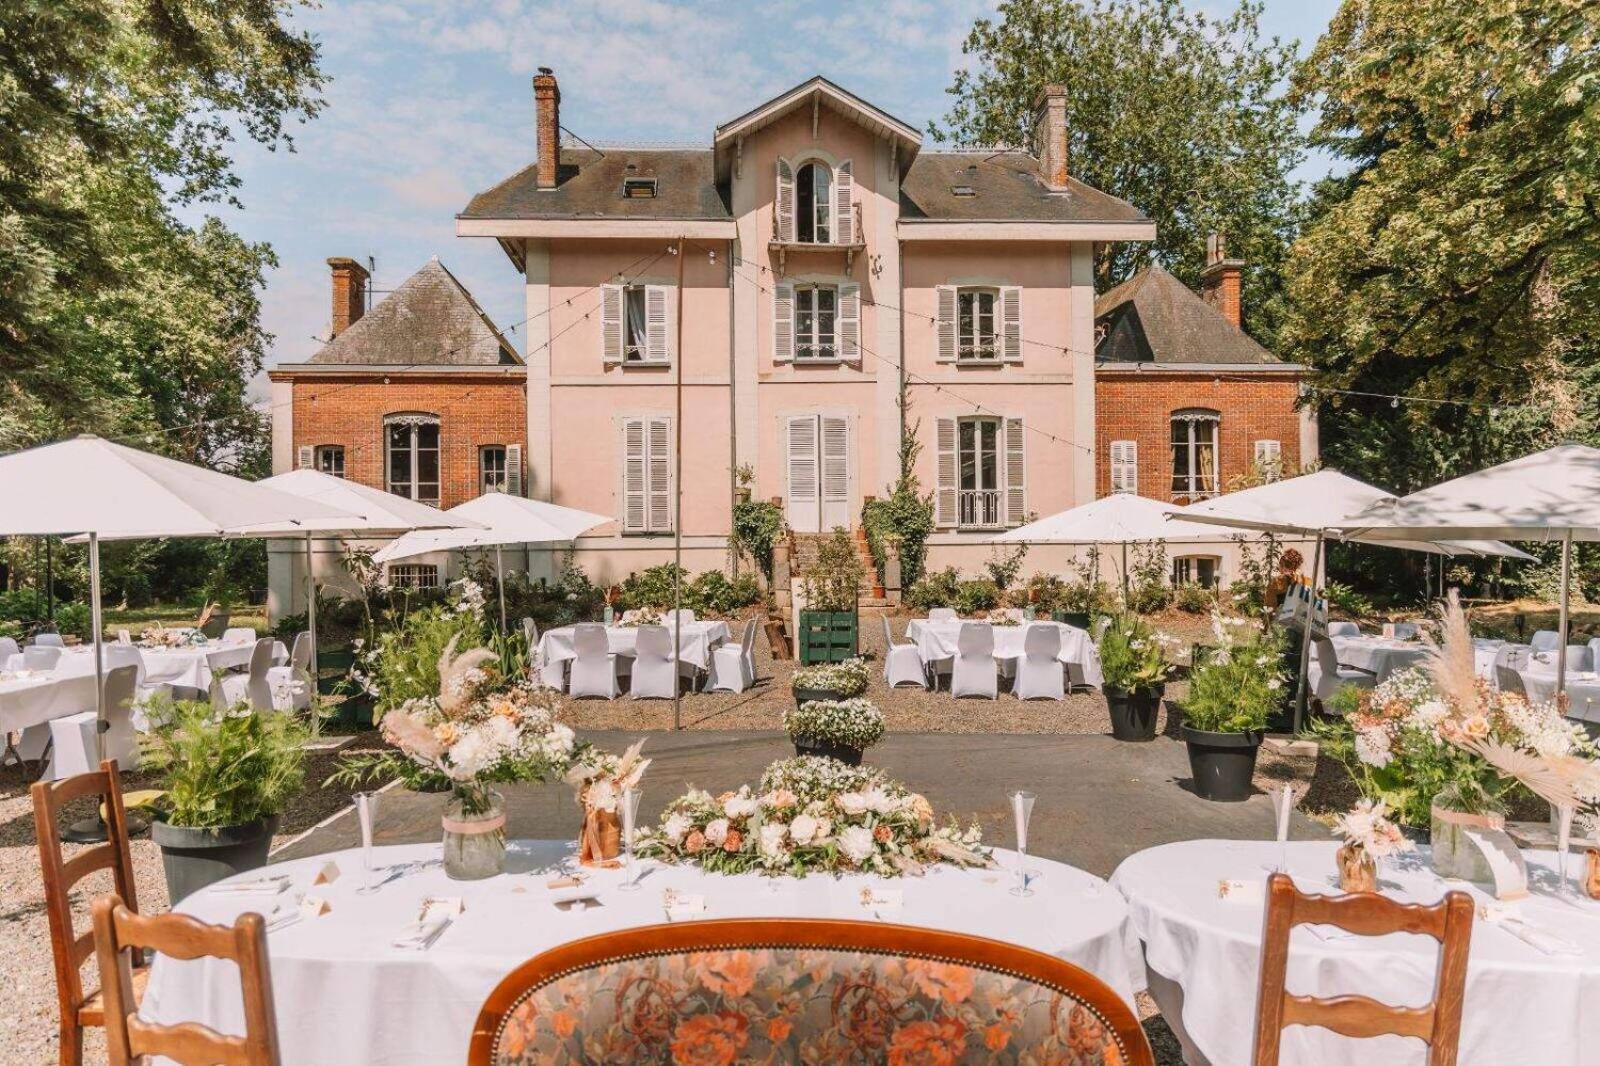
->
<box><xmin>983</xmin><ymin>545</ymin><xmax>1029</xmax><ymax>591</ymax></box>
<box><xmin>1183</xmin><ymin>622</ymin><xmax>1288</xmax><ymax>733</ymax></box>
<box><xmin>52</xmin><ymin>603</ymin><xmax>90</xmax><ymax>640</ymax></box>
<box><xmin>1173</xmin><ymin>582</ymin><xmax>1216</xmax><ymax>614</ymax></box>
<box><xmin>731</xmin><ymin>499</ymin><xmax>785</xmax><ymax>577</ymax></box>
<box><xmin>904</xmin><ymin>567</ymin><xmax>963</xmax><ymax>612</ymax></box>
<box><xmin>1126</xmin><ymin>542</ymin><xmax>1171</xmax><ymax>613</ymax></box>
<box><xmin>791</xmin><ymin>657</ymin><xmax>870</xmax><ymax>698</ymax></box>
<box><xmin>784</xmin><ymin>698</ymin><xmax>886</xmax><ymax>750</ymax></box>
<box><xmin>139</xmin><ymin>697</ymin><xmax>308</xmax><ymax>829</ymax></box>
<box><xmin>1097</xmin><ymin>612</ymin><xmax>1174</xmax><ymax>694</ymax></box>
<box><xmin>862</xmin><ymin>417</ymin><xmax>936</xmax><ymax>586</ymax></box>
<box><xmin>802</xmin><ymin>529</ymin><xmax>863</xmax><ymax>614</ymax></box>
<box><xmin>1227</xmin><ymin>533</ymin><xmax>1283</xmax><ymax>617</ymax></box>
<box><xmin>617</xmin><ymin>565</ymin><xmax>763</xmax><ymax>615</ymax></box>
<box><xmin>937</xmin><ymin>0</ymin><xmax>1303</xmax><ymax>339</ymax></box>
<box><xmin>367</xmin><ymin>605</ymin><xmax>486</xmax><ymax>718</ymax></box>
<box><xmin>1324</xmin><ymin>581</ymin><xmax>1375</xmax><ymax>619</ymax></box>
<box><xmin>955</xmin><ymin>580</ymin><xmax>1002</xmax><ymax>615</ymax></box>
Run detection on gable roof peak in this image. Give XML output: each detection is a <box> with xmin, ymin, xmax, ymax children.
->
<box><xmin>713</xmin><ymin>75</ymin><xmax>921</xmax><ymax>181</ymax></box>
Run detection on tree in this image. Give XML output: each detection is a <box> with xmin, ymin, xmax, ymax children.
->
<box><xmin>936</xmin><ymin>0</ymin><xmax>1304</xmax><ymax>341</ymax></box>
<box><xmin>1286</xmin><ymin>0</ymin><xmax>1600</xmax><ymax>486</ymax></box>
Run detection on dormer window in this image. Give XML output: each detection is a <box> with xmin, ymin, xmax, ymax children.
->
<box><xmin>951</xmin><ymin>184</ymin><xmax>976</xmax><ymax>197</ymax></box>
<box><xmin>622</xmin><ymin>176</ymin><xmax>657</xmax><ymax>199</ymax></box>
<box><xmin>795</xmin><ymin>161</ymin><xmax>833</xmax><ymax>243</ymax></box>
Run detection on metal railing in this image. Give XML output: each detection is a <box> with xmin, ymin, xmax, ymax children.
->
<box><xmin>958</xmin><ymin>489</ymin><xmax>1002</xmax><ymax>529</ymax></box>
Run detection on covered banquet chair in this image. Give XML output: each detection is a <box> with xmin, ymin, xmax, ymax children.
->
<box><xmin>707</xmin><ymin>618</ymin><xmax>758</xmax><ymax>694</ymax></box>
<box><xmin>1325</xmin><ymin>621</ymin><xmax>1360</xmax><ymax>638</ymax></box>
<box><xmin>1308</xmin><ymin>637</ymin><xmax>1375</xmax><ymax>707</ymax></box>
<box><xmin>880</xmin><ymin>616</ymin><xmax>927</xmax><ymax>690</ymax></box>
<box><xmin>567</xmin><ymin>624</ymin><xmax>619</xmax><ymax>700</ymax></box>
<box><xmin>1013</xmin><ymin>623</ymin><xmax>1066</xmax><ymax>701</ymax></box>
<box><xmin>951</xmin><ymin>622</ymin><xmax>998</xmax><ymax>699</ymax></box>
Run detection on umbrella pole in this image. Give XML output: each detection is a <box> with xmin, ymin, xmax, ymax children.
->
<box><xmin>1558</xmin><ymin>530</ymin><xmax>1572</xmax><ymax>694</ymax></box>
<box><xmin>63</xmin><ymin>533</ymin><xmax>109</xmax><ymax>843</ymax></box>
<box><xmin>495</xmin><ymin>545</ymin><xmax>508</xmax><ymax>634</ymax></box>
<box><xmin>306</xmin><ymin>533</ymin><xmax>319</xmax><ymax>737</ymax></box>
<box><xmin>1120</xmin><ymin>542</ymin><xmax>1129</xmax><ymax>602</ymax></box>
<box><xmin>672</xmin><ymin>235</ymin><xmax>685</xmax><ymax>732</ymax></box>
<box><xmin>1293</xmin><ymin>531</ymin><xmax>1324</xmax><ymax>735</ymax></box>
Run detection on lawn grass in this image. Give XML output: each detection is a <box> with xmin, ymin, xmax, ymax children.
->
<box><xmin>100</xmin><ymin>604</ymin><xmax>270</xmax><ymax>634</ymax></box>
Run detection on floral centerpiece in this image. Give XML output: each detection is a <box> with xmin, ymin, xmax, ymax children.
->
<box><xmin>636</xmin><ymin>756</ymin><xmax>989</xmax><ymax>878</ymax></box>
<box><xmin>1179</xmin><ymin>614</ymin><xmax>1288</xmax><ymax>801</ymax></box>
<box><xmin>618</xmin><ymin>606</ymin><xmax>663</xmax><ymax>627</ymax></box>
<box><xmin>1097</xmin><ymin>611</ymin><xmax>1177</xmax><ymax>742</ymax></box>
<box><xmin>791</xmin><ymin>657</ymin><xmax>869</xmax><ymax>704</ymax></box>
<box><xmin>377</xmin><ymin>636</ymin><xmax>578</xmax><ymax>879</ymax></box>
<box><xmin>784</xmin><ymin>698</ymin><xmax>884</xmax><ymax>765</ymax></box>
<box><xmin>565</xmin><ymin>741</ymin><xmax>650</xmax><ymax>866</ymax></box>
<box><xmin>140</xmin><ymin>624</ymin><xmax>198</xmax><ymax>649</ymax></box>
<box><xmin>1332</xmin><ymin>798</ymin><xmax>1412</xmax><ymax>892</ymax></box>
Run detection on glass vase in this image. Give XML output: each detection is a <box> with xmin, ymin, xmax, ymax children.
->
<box><xmin>441</xmin><ymin>784</ymin><xmax>506</xmax><ymax>881</ymax></box>
<box><xmin>1429</xmin><ymin>781</ymin><xmax>1503</xmax><ymax>883</ymax></box>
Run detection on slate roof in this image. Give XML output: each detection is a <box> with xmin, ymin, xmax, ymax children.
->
<box><xmin>900</xmin><ymin>151</ymin><xmax>1148</xmax><ymax>224</ymax></box>
<box><xmin>460</xmin><ymin>148</ymin><xmax>731</xmax><ymax>222</ymax></box>
<box><xmin>306</xmin><ymin>259</ymin><xmax>520</xmax><ymax>367</ymax></box>
<box><xmin>1094</xmin><ymin>266</ymin><xmax>1283</xmax><ymax>366</ymax></box>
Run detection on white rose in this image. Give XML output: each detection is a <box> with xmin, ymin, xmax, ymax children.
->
<box><xmin>724</xmin><ymin>794</ymin><xmax>759</xmax><ymax>819</ymax></box>
<box><xmin>758</xmin><ymin>822</ymin><xmax>787</xmax><ymax>858</ymax></box>
<box><xmin>704</xmin><ymin>818</ymin><xmax>730</xmax><ymax>846</ymax></box>
<box><xmin>837</xmin><ymin>824</ymin><xmax>875</xmax><ymax>864</ymax></box>
<box><xmin>862</xmin><ymin>788</ymin><xmax>895</xmax><ymax>814</ymax></box>
<box><xmin>663</xmin><ymin>813</ymin><xmax>692</xmax><ymax>845</ymax></box>
<box><xmin>1354</xmin><ymin>729</ymin><xmax>1393</xmax><ymax>769</ymax></box>
<box><xmin>587</xmin><ymin>779</ymin><xmax>619</xmax><ymax>813</ymax></box>
<box><xmin>835</xmin><ymin>792</ymin><xmax>868</xmax><ymax>815</ymax></box>
<box><xmin>789</xmin><ymin>814</ymin><xmax>820</xmax><ymax>845</ymax></box>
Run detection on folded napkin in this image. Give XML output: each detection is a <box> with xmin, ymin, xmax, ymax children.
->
<box><xmin>209</xmin><ymin>875</ymin><xmax>293</xmax><ymax>897</ymax></box>
<box><xmin>1481</xmin><ymin>905</ymin><xmax>1583</xmax><ymax>956</ymax></box>
<box><xmin>392</xmin><ymin>917</ymin><xmax>452</xmax><ymax>951</ymax></box>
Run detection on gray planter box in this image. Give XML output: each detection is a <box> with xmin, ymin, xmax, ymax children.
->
<box><xmin>152</xmin><ymin>815</ymin><xmax>279</xmax><ymax>903</ymax></box>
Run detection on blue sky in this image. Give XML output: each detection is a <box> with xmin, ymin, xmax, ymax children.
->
<box><xmin>204</xmin><ymin>0</ymin><xmax>1340</xmax><ymax>390</ymax></box>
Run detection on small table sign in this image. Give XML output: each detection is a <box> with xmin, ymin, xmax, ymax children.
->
<box><xmin>312</xmin><ymin>861</ymin><xmax>341</xmax><ymax>886</ymax></box>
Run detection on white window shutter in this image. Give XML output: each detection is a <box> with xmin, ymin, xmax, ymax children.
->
<box><xmin>775</xmin><ymin>158</ymin><xmax>795</xmax><ymax>243</ymax></box>
<box><xmin>600</xmin><ymin>284</ymin><xmax>623</xmax><ymax>364</ymax></box>
<box><xmin>935</xmin><ymin>417</ymin><xmax>957</xmax><ymax>526</ymax></box>
<box><xmin>935</xmin><ymin>286</ymin><xmax>957</xmax><ymax>363</ymax></box>
<box><xmin>622</xmin><ymin>419</ymin><xmax>647</xmax><ymax>532</ymax></box>
<box><xmin>787</xmin><ymin>416</ymin><xmax>818</xmax><ymax>518</ymax></box>
<box><xmin>645</xmin><ymin>285</ymin><xmax>671</xmax><ymax>363</ymax></box>
<box><xmin>1110</xmin><ymin>440</ymin><xmax>1138</xmax><ymax>494</ymax></box>
<box><xmin>505</xmin><ymin>444</ymin><xmax>523</xmax><ymax>497</ymax></box>
<box><xmin>821</xmin><ymin>415</ymin><xmax>849</xmax><ymax>508</ymax></box>
<box><xmin>647</xmin><ymin>416</ymin><xmax>673</xmax><ymax>531</ymax></box>
<box><xmin>773</xmin><ymin>281</ymin><xmax>795</xmax><ymax>362</ymax></box>
<box><xmin>1000</xmin><ymin>286</ymin><xmax>1022</xmax><ymax>362</ymax></box>
<box><xmin>837</xmin><ymin>282</ymin><xmax>860</xmax><ymax>362</ymax></box>
<box><xmin>1254</xmin><ymin>439</ymin><xmax>1282</xmax><ymax>481</ymax></box>
<box><xmin>834</xmin><ymin>160</ymin><xmax>853</xmax><ymax>244</ymax></box>
<box><xmin>1004</xmin><ymin>416</ymin><xmax>1026</xmax><ymax>526</ymax></box>
<box><xmin>297</xmin><ymin>445</ymin><xmax>313</xmax><ymax>469</ymax></box>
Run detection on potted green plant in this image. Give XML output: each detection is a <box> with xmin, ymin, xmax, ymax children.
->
<box><xmin>791</xmin><ymin>657</ymin><xmax>869</xmax><ymax>707</ymax></box>
<box><xmin>783</xmin><ymin>697</ymin><xmax>885</xmax><ymax>766</ymax></box>
<box><xmin>1177</xmin><ymin>616</ymin><xmax>1288</xmax><ymax>801</ymax></box>
<box><xmin>140</xmin><ymin>696</ymin><xmax>308</xmax><ymax>902</ymax></box>
<box><xmin>1097</xmin><ymin>612</ymin><xmax>1175</xmax><ymax>741</ymax></box>
<box><xmin>798</xmin><ymin>528</ymin><xmax>863</xmax><ymax>663</ymax></box>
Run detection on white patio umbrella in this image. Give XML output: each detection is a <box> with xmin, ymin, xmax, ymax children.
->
<box><xmin>1341</xmin><ymin>443</ymin><xmax>1600</xmax><ymax>693</ymax></box>
<box><xmin>1177</xmin><ymin>470</ymin><xmax>1531</xmax><ymax>729</ymax></box>
<box><xmin>0</xmin><ymin>435</ymin><xmax>357</xmax><ymax>836</ymax></box>
<box><xmin>372</xmin><ymin>493</ymin><xmax>612</xmax><ymax>630</ymax></box>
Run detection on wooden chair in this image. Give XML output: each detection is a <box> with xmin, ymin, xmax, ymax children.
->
<box><xmin>92</xmin><ymin>895</ymin><xmax>281</xmax><ymax>1066</ymax></box>
<box><xmin>31</xmin><ymin>759</ymin><xmax>143</xmax><ymax>1066</ymax></box>
<box><xmin>1252</xmin><ymin>873</ymin><xmax>1474</xmax><ymax>1066</ymax></box>
<box><xmin>470</xmin><ymin>917</ymin><xmax>1153</xmax><ymax>1065</ymax></box>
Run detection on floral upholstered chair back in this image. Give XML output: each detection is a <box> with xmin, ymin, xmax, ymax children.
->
<box><xmin>470</xmin><ymin>918</ymin><xmax>1151</xmax><ymax>1065</ymax></box>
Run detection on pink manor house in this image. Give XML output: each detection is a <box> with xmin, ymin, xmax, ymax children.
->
<box><xmin>267</xmin><ymin>72</ymin><xmax>1315</xmax><ymax>609</ymax></box>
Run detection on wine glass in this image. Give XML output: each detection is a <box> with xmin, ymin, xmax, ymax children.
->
<box><xmin>354</xmin><ymin>792</ymin><xmax>380</xmax><ymax>895</ymax></box>
<box><xmin>1556</xmin><ymin>803</ymin><xmax>1576</xmax><ymax>900</ymax></box>
<box><xmin>618</xmin><ymin>788</ymin><xmax>643</xmax><ymax>892</ymax></box>
<box><xmin>1009</xmin><ymin>790</ymin><xmax>1036</xmax><ymax>898</ymax></box>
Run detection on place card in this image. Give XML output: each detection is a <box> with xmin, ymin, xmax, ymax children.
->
<box><xmin>1217</xmin><ymin>879</ymin><xmax>1264</xmax><ymax>903</ymax></box>
<box><xmin>859</xmin><ymin>887</ymin><xmax>903</xmax><ymax>910</ymax></box>
<box><xmin>418</xmin><ymin>896</ymin><xmax>464</xmax><ymax>921</ymax></box>
<box><xmin>549</xmin><ymin>884</ymin><xmax>601</xmax><ymax>911</ymax></box>
<box><xmin>663</xmin><ymin>889</ymin><xmax>705</xmax><ymax>918</ymax></box>
<box><xmin>546</xmin><ymin>874</ymin><xmax>585</xmax><ymax>890</ymax></box>
<box><xmin>298</xmin><ymin>895</ymin><xmax>333</xmax><ymax>919</ymax></box>
<box><xmin>312</xmin><ymin>861</ymin><xmax>341</xmax><ymax>886</ymax></box>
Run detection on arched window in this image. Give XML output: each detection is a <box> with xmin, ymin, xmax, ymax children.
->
<box><xmin>385</xmin><ymin>412</ymin><xmax>440</xmax><ymax>506</ymax></box>
<box><xmin>1170</xmin><ymin>408</ymin><xmax>1220</xmax><ymax>499</ymax></box>
<box><xmin>795</xmin><ymin>161</ymin><xmax>832</xmax><ymax>243</ymax></box>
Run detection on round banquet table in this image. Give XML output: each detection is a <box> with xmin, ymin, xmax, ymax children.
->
<box><xmin>535</xmin><ymin>621</ymin><xmax>730</xmax><ymax>689</ymax></box>
<box><xmin>141</xmin><ymin>840</ymin><xmax>1142</xmax><ymax>1066</ymax></box>
<box><xmin>1111</xmin><ymin>839</ymin><xmax>1600</xmax><ymax>1066</ymax></box>
<box><xmin>904</xmin><ymin>618</ymin><xmax>1104</xmax><ymax>688</ymax></box>
<box><xmin>1329</xmin><ymin>635</ymin><xmax>1428</xmax><ymax>682</ymax></box>
<box><xmin>3</xmin><ymin>638</ymin><xmax>285</xmax><ymax>692</ymax></box>
<box><xmin>1520</xmin><ymin>664</ymin><xmax>1600</xmax><ymax>723</ymax></box>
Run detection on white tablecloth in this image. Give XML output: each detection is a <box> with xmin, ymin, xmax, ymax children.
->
<box><xmin>1112</xmin><ymin>838</ymin><xmax>1600</xmax><ymax>1066</ymax></box>
<box><xmin>4</xmin><ymin>639</ymin><xmax>284</xmax><ymax>693</ymax></box>
<box><xmin>904</xmin><ymin>619</ymin><xmax>1104</xmax><ymax>688</ymax></box>
<box><xmin>142</xmin><ymin>840</ymin><xmax>1142</xmax><ymax>1066</ymax></box>
<box><xmin>1520</xmin><ymin>665</ymin><xmax>1600</xmax><ymax>722</ymax></box>
<box><xmin>0</xmin><ymin>671</ymin><xmax>98</xmax><ymax>734</ymax></box>
<box><xmin>535</xmin><ymin>622</ymin><xmax>730</xmax><ymax>689</ymax></box>
<box><xmin>1330</xmin><ymin>635</ymin><xmax>1428</xmax><ymax>681</ymax></box>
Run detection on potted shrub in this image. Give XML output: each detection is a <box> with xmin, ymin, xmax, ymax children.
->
<box><xmin>140</xmin><ymin>696</ymin><xmax>308</xmax><ymax>902</ymax></box>
<box><xmin>1097</xmin><ymin>612</ymin><xmax>1176</xmax><ymax>741</ymax></box>
<box><xmin>798</xmin><ymin>529</ymin><xmax>863</xmax><ymax>663</ymax></box>
<box><xmin>791</xmin><ymin>657</ymin><xmax>869</xmax><ymax>708</ymax></box>
<box><xmin>1177</xmin><ymin>617</ymin><xmax>1288</xmax><ymax>801</ymax></box>
<box><xmin>783</xmin><ymin>697</ymin><xmax>885</xmax><ymax>766</ymax></box>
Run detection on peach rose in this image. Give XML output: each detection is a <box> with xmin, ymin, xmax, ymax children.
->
<box><xmin>984</xmin><ymin>1023</ymin><xmax>1012</xmax><ymax>1052</ymax></box>
<box><xmin>723</xmin><ymin>829</ymin><xmax>743</xmax><ymax>852</ymax></box>
<box><xmin>873</xmin><ymin>825</ymin><xmax>892</xmax><ymax>844</ymax></box>
<box><xmin>905</xmin><ymin>959</ymin><xmax>976</xmax><ymax>1005</ymax></box>
<box><xmin>767</xmin><ymin>1017</ymin><xmax>792</xmax><ymax>1043</ymax></box>
<box><xmin>696</xmin><ymin>952</ymin><xmax>757</xmax><ymax>998</ymax></box>
<box><xmin>1463</xmin><ymin>713</ymin><xmax>1490</xmax><ymax>739</ymax></box>
<box><xmin>684</xmin><ymin>830</ymin><xmax>707</xmax><ymax>854</ymax></box>
<box><xmin>669</xmin><ymin>1012</ymin><xmax>748</xmax><ymax>1066</ymax></box>
<box><xmin>887</xmin><ymin>1018</ymin><xmax>967</xmax><ymax>1066</ymax></box>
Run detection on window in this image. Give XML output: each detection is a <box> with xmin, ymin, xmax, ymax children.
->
<box><xmin>1171</xmin><ymin>409</ymin><xmax>1220</xmax><ymax>499</ymax></box>
<box><xmin>386</xmin><ymin>414</ymin><xmax>440</xmax><ymax>506</ymax></box>
<box><xmin>480</xmin><ymin>446</ymin><xmax>507</xmax><ymax>494</ymax></box>
<box><xmin>601</xmin><ymin>284</ymin><xmax>670</xmax><ymax>364</ymax></box>
<box><xmin>387</xmin><ymin>564</ymin><xmax>438</xmax><ymax>589</ymax></box>
<box><xmin>1254</xmin><ymin>439</ymin><xmax>1283</xmax><ymax>482</ymax></box>
<box><xmin>1173</xmin><ymin>556</ymin><xmax>1220</xmax><ymax>588</ymax></box>
<box><xmin>622</xmin><ymin>176</ymin><xmax>657</xmax><ymax>198</ymax></box>
<box><xmin>314</xmin><ymin>445</ymin><xmax>344</xmax><ymax>478</ymax></box>
<box><xmin>957</xmin><ymin>289</ymin><xmax>997</xmax><ymax>360</ymax></box>
<box><xmin>621</xmin><ymin>416</ymin><xmax>673</xmax><ymax>533</ymax></box>
<box><xmin>795</xmin><ymin>285</ymin><xmax>837</xmax><ymax>360</ymax></box>
<box><xmin>1110</xmin><ymin>440</ymin><xmax>1137</xmax><ymax>494</ymax></box>
<box><xmin>957</xmin><ymin>417</ymin><xmax>1003</xmax><ymax>529</ymax></box>
<box><xmin>623</xmin><ymin>285</ymin><xmax>648</xmax><ymax>362</ymax></box>
<box><xmin>795</xmin><ymin>161</ymin><xmax>832</xmax><ymax>244</ymax></box>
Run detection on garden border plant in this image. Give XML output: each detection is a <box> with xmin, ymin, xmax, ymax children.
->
<box><xmin>783</xmin><ymin>697</ymin><xmax>885</xmax><ymax>766</ymax></box>
<box><xmin>1177</xmin><ymin>614</ymin><xmax>1289</xmax><ymax>801</ymax></box>
<box><xmin>1097</xmin><ymin>611</ymin><xmax>1176</xmax><ymax>741</ymax></box>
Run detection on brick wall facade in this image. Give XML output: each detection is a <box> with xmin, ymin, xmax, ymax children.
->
<box><xmin>280</xmin><ymin>373</ymin><xmax>527</xmax><ymax>510</ymax></box>
<box><xmin>1094</xmin><ymin>371</ymin><xmax>1303</xmax><ymax>501</ymax></box>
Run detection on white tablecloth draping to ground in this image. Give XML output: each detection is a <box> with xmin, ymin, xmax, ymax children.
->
<box><xmin>1112</xmin><ymin>838</ymin><xmax>1600</xmax><ymax>1066</ymax></box>
<box><xmin>0</xmin><ymin>671</ymin><xmax>98</xmax><ymax>734</ymax></box>
<box><xmin>3</xmin><ymin>639</ymin><xmax>285</xmax><ymax>694</ymax></box>
<box><xmin>1330</xmin><ymin>635</ymin><xmax>1428</xmax><ymax>682</ymax></box>
<box><xmin>1520</xmin><ymin>665</ymin><xmax>1600</xmax><ymax>722</ymax></box>
<box><xmin>141</xmin><ymin>840</ymin><xmax>1143</xmax><ymax>1066</ymax></box>
<box><xmin>534</xmin><ymin>622</ymin><xmax>730</xmax><ymax>689</ymax></box>
<box><xmin>904</xmin><ymin>619</ymin><xmax>1104</xmax><ymax>689</ymax></box>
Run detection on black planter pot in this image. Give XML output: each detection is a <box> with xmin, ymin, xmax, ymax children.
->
<box><xmin>792</xmin><ymin>736</ymin><xmax>864</xmax><ymax>766</ymax></box>
<box><xmin>1181</xmin><ymin>725</ymin><xmax>1263</xmax><ymax>802</ymax></box>
<box><xmin>1054</xmin><ymin>611</ymin><xmax>1093</xmax><ymax>631</ymax></box>
<box><xmin>1104</xmin><ymin>686</ymin><xmax>1163</xmax><ymax>742</ymax></box>
<box><xmin>152</xmin><ymin>815</ymin><xmax>279</xmax><ymax>903</ymax></box>
<box><xmin>793</xmin><ymin>686</ymin><xmax>847</xmax><ymax>709</ymax></box>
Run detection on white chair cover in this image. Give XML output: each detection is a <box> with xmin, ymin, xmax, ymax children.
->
<box><xmin>998</xmin><ymin>607</ymin><xmax>1026</xmax><ymax>624</ymax></box>
<box><xmin>1497</xmin><ymin>663</ymin><xmax>1527</xmax><ymax>696</ymax></box>
<box><xmin>927</xmin><ymin>608</ymin><xmax>957</xmax><ymax>623</ymax></box>
<box><xmin>951</xmin><ymin>623</ymin><xmax>997</xmax><ymax>699</ymax></box>
<box><xmin>881</xmin><ymin>616</ymin><xmax>926</xmax><ymax>690</ymax></box>
<box><xmin>31</xmin><ymin>632</ymin><xmax>65</xmax><ymax>648</ymax></box>
<box><xmin>1326</xmin><ymin>621</ymin><xmax>1360</xmax><ymax>638</ymax></box>
<box><xmin>23</xmin><ymin>645</ymin><xmax>62</xmax><ymax>672</ymax></box>
<box><xmin>1310</xmin><ymin>637</ymin><xmax>1376</xmax><ymax>703</ymax></box>
<box><xmin>1530</xmin><ymin>630</ymin><xmax>1561</xmax><ymax>653</ymax></box>
<box><xmin>666</xmin><ymin>609</ymin><xmax>697</xmax><ymax>627</ymax></box>
<box><xmin>567</xmin><ymin>623</ymin><xmax>618</xmax><ymax>700</ymax></box>
<box><xmin>1013</xmin><ymin>623</ymin><xmax>1065</xmax><ymax>701</ymax></box>
<box><xmin>266</xmin><ymin>632</ymin><xmax>314</xmax><ymax>711</ymax></box>
<box><xmin>708</xmin><ymin>618</ymin><xmax>758</xmax><ymax>694</ymax></box>
<box><xmin>0</xmin><ymin>636</ymin><xmax>18</xmax><ymax>662</ymax></box>
<box><xmin>46</xmin><ymin>664</ymin><xmax>140</xmax><ymax>781</ymax></box>
<box><xmin>221</xmin><ymin>626</ymin><xmax>258</xmax><ymax>645</ymax></box>
<box><xmin>1389</xmin><ymin>622</ymin><xmax>1420</xmax><ymax>640</ymax></box>
<box><xmin>220</xmin><ymin>638</ymin><xmax>276</xmax><ymax>711</ymax></box>
<box><xmin>630</xmin><ymin>625</ymin><xmax>683</xmax><ymax>700</ymax></box>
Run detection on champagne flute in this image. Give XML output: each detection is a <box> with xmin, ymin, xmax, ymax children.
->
<box><xmin>354</xmin><ymin>792</ymin><xmax>380</xmax><ymax>895</ymax></box>
<box><xmin>1009</xmin><ymin>790</ymin><xmax>1036</xmax><ymax>898</ymax></box>
<box><xmin>1556</xmin><ymin>803</ymin><xmax>1576</xmax><ymax>900</ymax></box>
<box><xmin>618</xmin><ymin>788</ymin><xmax>643</xmax><ymax>892</ymax></box>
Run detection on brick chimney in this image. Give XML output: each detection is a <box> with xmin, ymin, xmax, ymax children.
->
<box><xmin>1199</xmin><ymin>233</ymin><xmax>1245</xmax><ymax>328</ymax></box>
<box><xmin>1032</xmin><ymin>85</ymin><xmax>1070</xmax><ymax>190</ymax></box>
<box><xmin>327</xmin><ymin>257</ymin><xmax>369</xmax><ymax>338</ymax></box>
<box><xmin>534</xmin><ymin>67</ymin><xmax>561</xmax><ymax>189</ymax></box>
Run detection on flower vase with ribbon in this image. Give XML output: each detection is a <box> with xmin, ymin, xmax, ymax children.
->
<box><xmin>442</xmin><ymin>783</ymin><xmax>506</xmax><ymax>880</ymax></box>
<box><xmin>579</xmin><ymin>799</ymin><xmax>621</xmax><ymax>867</ymax></box>
<box><xmin>1336</xmin><ymin>844</ymin><xmax>1377</xmax><ymax>893</ymax></box>
<box><xmin>1429</xmin><ymin>781</ymin><xmax>1506</xmax><ymax>882</ymax></box>
<box><xmin>567</xmin><ymin>740</ymin><xmax>650</xmax><ymax>868</ymax></box>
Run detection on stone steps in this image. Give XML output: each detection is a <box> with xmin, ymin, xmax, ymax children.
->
<box><xmin>789</xmin><ymin>527</ymin><xmax>886</xmax><ymax>605</ymax></box>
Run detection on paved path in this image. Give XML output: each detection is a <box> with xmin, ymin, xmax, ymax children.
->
<box><xmin>276</xmin><ymin>731</ymin><xmax>1322</xmax><ymax>877</ymax></box>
